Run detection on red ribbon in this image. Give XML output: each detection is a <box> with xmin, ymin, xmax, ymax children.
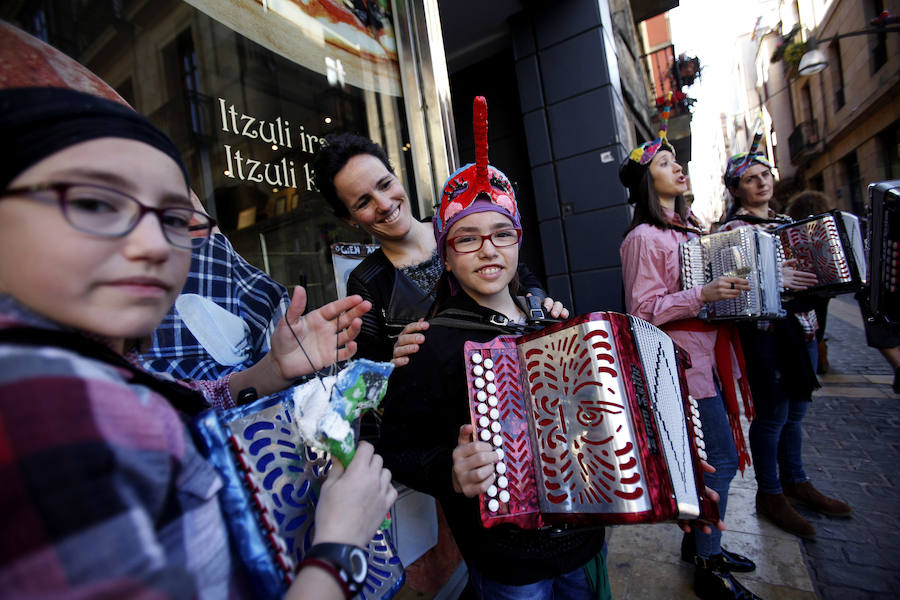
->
<box><xmin>663</xmin><ymin>319</ymin><xmax>754</xmax><ymax>473</ymax></box>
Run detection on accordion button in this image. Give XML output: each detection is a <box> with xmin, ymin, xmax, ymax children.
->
<box><xmin>690</xmin><ymin>406</ymin><xmax>700</xmax><ymax>418</ymax></box>
<box><xmin>698</xmin><ymin>449</ymin><xmax>708</xmax><ymax>461</ymax></box>
<box><xmin>490</xmin><ymin>421</ymin><xmax>501</xmax><ymax>433</ymax></box>
<box><xmin>496</xmin><ymin>448</ymin><xmax>505</xmax><ymax>460</ymax></box>
<box><xmin>477</xmin><ymin>390</ymin><xmax>488</xmax><ymax>402</ymax></box>
<box><xmin>497</xmin><ymin>475</ymin><xmax>508</xmax><ymax>488</ymax></box>
<box><xmin>692</xmin><ymin>415</ymin><xmax>702</xmax><ymax>427</ymax></box>
<box><xmin>472</xmin><ymin>352</ymin><xmax>483</xmax><ymax>364</ymax></box>
<box><xmin>484</xmin><ymin>358</ymin><xmax>494</xmax><ymax>369</ymax></box>
<box><xmin>493</xmin><ymin>434</ymin><xmax>503</xmax><ymax>446</ymax></box>
<box><xmin>488</xmin><ymin>395</ymin><xmax>498</xmax><ymax>406</ymax></box>
<box><xmin>496</xmin><ymin>462</ymin><xmax>507</xmax><ymax>474</ymax></box>
<box><xmin>696</xmin><ymin>438</ymin><xmax>706</xmax><ymax>450</ymax></box>
<box><xmin>479</xmin><ymin>416</ymin><xmax>490</xmax><ymax>427</ymax></box>
<box><xmin>485</xmin><ymin>370</ymin><xmax>495</xmax><ymax>382</ymax></box>
<box><xmin>475</xmin><ymin>377</ymin><xmax>485</xmax><ymax>389</ymax></box>
<box><xmin>487</xmin><ymin>485</ymin><xmax>498</xmax><ymax>497</ymax></box>
<box><xmin>473</xmin><ymin>365</ymin><xmax>485</xmax><ymax>377</ymax></box>
<box><xmin>489</xmin><ymin>408</ymin><xmax>500</xmax><ymax>420</ymax></box>
<box><xmin>499</xmin><ymin>490</ymin><xmax>510</xmax><ymax>503</ymax></box>
<box><xmin>694</xmin><ymin>425</ymin><xmax>703</xmax><ymax>438</ymax></box>
<box><xmin>477</xmin><ymin>403</ymin><xmax>488</xmax><ymax>414</ymax></box>
<box><xmin>488</xmin><ymin>498</ymin><xmax>500</xmax><ymax>512</ymax></box>
<box><xmin>486</xmin><ymin>383</ymin><xmax>497</xmax><ymax>394</ymax></box>
<box><xmin>480</xmin><ymin>429</ymin><xmax>491</xmax><ymax>441</ymax></box>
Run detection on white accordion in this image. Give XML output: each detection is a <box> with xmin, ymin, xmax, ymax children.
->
<box><xmin>680</xmin><ymin>226</ymin><xmax>785</xmax><ymax>320</ymax></box>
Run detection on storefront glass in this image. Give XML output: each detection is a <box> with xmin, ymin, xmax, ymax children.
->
<box><xmin>3</xmin><ymin>0</ymin><xmax>419</xmax><ymax>307</ymax></box>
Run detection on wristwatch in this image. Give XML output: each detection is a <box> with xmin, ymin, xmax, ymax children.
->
<box><xmin>302</xmin><ymin>543</ymin><xmax>368</xmax><ymax>597</ymax></box>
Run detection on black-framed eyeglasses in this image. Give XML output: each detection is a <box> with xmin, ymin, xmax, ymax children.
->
<box><xmin>0</xmin><ymin>182</ymin><xmax>215</xmax><ymax>249</ymax></box>
<box><xmin>448</xmin><ymin>228</ymin><xmax>521</xmax><ymax>254</ymax></box>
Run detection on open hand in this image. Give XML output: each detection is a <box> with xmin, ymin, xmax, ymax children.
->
<box><xmin>268</xmin><ymin>286</ymin><xmax>371</xmax><ymax>382</ymax></box>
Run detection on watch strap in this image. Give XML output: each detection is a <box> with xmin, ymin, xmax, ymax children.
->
<box><xmin>299</xmin><ymin>557</ymin><xmax>353</xmax><ymax>599</ymax></box>
<box><xmin>302</xmin><ymin>543</ymin><xmax>366</xmax><ymax>596</ymax></box>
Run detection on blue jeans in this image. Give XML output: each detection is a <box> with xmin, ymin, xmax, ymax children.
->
<box><xmin>692</xmin><ymin>390</ymin><xmax>738</xmax><ymax>559</ymax></box>
<box><xmin>748</xmin><ymin>339</ymin><xmax>815</xmax><ymax>493</ymax></box>
<box><xmin>467</xmin><ymin>563</ymin><xmax>594</xmax><ymax>600</ymax></box>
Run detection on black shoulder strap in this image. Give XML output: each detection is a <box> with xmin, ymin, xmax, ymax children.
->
<box><xmin>722</xmin><ymin>213</ymin><xmax>790</xmax><ymax>226</ymax></box>
<box><xmin>0</xmin><ymin>327</ymin><xmax>209</xmax><ymax>416</ymax></box>
<box><xmin>427</xmin><ymin>308</ymin><xmax>535</xmax><ymax>335</ymax></box>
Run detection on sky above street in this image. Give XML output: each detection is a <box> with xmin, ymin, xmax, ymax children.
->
<box><xmin>668</xmin><ymin>0</ymin><xmax>778</xmax><ymax>221</ymax></box>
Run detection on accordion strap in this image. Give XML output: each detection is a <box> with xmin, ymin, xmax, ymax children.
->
<box><xmin>662</xmin><ymin>319</ymin><xmax>754</xmax><ymax>473</ymax></box>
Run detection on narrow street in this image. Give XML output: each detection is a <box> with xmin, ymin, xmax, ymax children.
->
<box><xmin>608</xmin><ymin>295</ymin><xmax>900</xmax><ymax>599</ymax></box>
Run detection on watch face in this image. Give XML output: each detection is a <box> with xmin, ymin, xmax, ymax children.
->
<box><xmin>349</xmin><ymin>547</ymin><xmax>368</xmax><ymax>583</ymax></box>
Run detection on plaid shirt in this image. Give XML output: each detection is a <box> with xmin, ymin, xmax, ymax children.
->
<box><xmin>0</xmin><ymin>298</ymin><xmax>249</xmax><ymax>599</ymax></box>
<box><xmin>141</xmin><ymin>232</ymin><xmax>289</xmax><ymax>380</ymax></box>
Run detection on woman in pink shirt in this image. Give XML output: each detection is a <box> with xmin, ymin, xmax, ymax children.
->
<box><xmin>618</xmin><ymin>108</ymin><xmax>760</xmax><ymax>600</ymax></box>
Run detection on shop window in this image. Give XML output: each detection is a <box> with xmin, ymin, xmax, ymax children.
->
<box><xmin>10</xmin><ymin>1</ymin><xmax>419</xmax><ymax>307</ymax></box>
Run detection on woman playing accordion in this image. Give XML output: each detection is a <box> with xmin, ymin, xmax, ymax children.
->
<box><xmin>618</xmin><ymin>98</ymin><xmax>760</xmax><ymax>600</ymax></box>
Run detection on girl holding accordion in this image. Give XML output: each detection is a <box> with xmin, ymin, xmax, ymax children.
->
<box><xmin>618</xmin><ymin>100</ymin><xmax>760</xmax><ymax>600</ymax></box>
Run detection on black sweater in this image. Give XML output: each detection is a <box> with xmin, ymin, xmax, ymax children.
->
<box><xmin>376</xmin><ymin>292</ymin><xmax>605</xmax><ymax>585</ymax></box>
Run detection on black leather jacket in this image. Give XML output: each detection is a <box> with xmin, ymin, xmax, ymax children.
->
<box><xmin>347</xmin><ymin>248</ymin><xmax>545</xmax><ymax>361</ymax></box>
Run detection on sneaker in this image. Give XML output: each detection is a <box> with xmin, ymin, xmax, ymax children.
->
<box><xmin>756</xmin><ymin>491</ymin><xmax>816</xmax><ymax>538</ymax></box>
<box><xmin>782</xmin><ymin>480</ymin><xmax>851</xmax><ymax>517</ymax></box>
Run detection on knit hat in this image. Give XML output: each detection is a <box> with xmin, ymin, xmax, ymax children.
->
<box><xmin>0</xmin><ymin>87</ymin><xmax>188</xmax><ymax>190</ymax></box>
<box><xmin>434</xmin><ymin>96</ymin><xmax>521</xmax><ymax>264</ymax></box>
<box><xmin>723</xmin><ymin>131</ymin><xmax>773</xmax><ymax>189</ymax></box>
<box><xmin>618</xmin><ymin>91</ymin><xmax>675</xmax><ymax>196</ymax></box>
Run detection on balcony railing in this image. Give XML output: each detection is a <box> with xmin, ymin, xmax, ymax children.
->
<box><xmin>788</xmin><ymin>120</ymin><xmax>820</xmax><ymax>165</ymax></box>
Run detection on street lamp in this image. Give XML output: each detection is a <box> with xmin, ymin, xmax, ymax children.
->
<box><xmin>798</xmin><ymin>24</ymin><xmax>900</xmax><ymax>76</ymax></box>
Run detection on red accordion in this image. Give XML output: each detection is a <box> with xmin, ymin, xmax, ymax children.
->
<box><xmin>463</xmin><ymin>312</ymin><xmax>718</xmax><ymax>529</ymax></box>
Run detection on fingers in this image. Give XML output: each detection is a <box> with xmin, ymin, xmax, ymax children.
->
<box><xmin>400</xmin><ymin>319</ymin><xmax>429</xmax><ymax>335</ymax></box>
<box><xmin>700</xmin><ymin>459</ymin><xmax>716</xmax><ymax>474</ymax></box>
<box><xmin>458</xmin><ymin>424</ymin><xmax>475</xmax><ymax>446</ymax></box>
<box><xmin>452</xmin><ymin>425</ymin><xmax>498</xmax><ymax>496</ymax></box>
<box><xmin>316</xmin><ymin>294</ymin><xmax>371</xmax><ymax>323</ymax></box>
<box><xmin>542</xmin><ymin>298</ymin><xmax>569</xmax><ymax>319</ymax></box>
<box><xmin>284</xmin><ymin>286</ymin><xmax>309</xmax><ymax>324</ymax></box>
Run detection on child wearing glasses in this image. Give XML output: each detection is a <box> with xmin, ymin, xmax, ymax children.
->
<box><xmin>0</xmin><ymin>87</ymin><xmax>395</xmax><ymax>599</ymax></box>
<box><xmin>375</xmin><ymin>98</ymin><xmax>607</xmax><ymax>600</ymax></box>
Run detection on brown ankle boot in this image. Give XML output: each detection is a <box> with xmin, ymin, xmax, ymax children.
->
<box><xmin>817</xmin><ymin>339</ymin><xmax>829</xmax><ymax>374</ymax></box>
<box><xmin>782</xmin><ymin>480</ymin><xmax>851</xmax><ymax>517</ymax></box>
<box><xmin>756</xmin><ymin>491</ymin><xmax>816</xmax><ymax>538</ymax></box>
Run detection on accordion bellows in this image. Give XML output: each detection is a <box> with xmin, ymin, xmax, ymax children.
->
<box><xmin>464</xmin><ymin>312</ymin><xmax>718</xmax><ymax>529</ymax></box>
<box><xmin>680</xmin><ymin>226</ymin><xmax>785</xmax><ymax>320</ymax></box>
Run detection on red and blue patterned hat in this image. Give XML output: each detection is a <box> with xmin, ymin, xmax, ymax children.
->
<box><xmin>434</xmin><ymin>96</ymin><xmax>521</xmax><ymax>263</ymax></box>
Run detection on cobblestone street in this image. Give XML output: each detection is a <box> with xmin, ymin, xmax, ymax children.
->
<box><xmin>608</xmin><ymin>295</ymin><xmax>900</xmax><ymax>599</ymax></box>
